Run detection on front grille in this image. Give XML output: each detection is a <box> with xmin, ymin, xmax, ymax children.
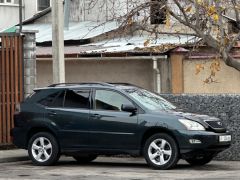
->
<box><xmin>205</xmin><ymin>120</ymin><xmax>224</xmax><ymax>129</ymax></box>
<box><xmin>205</xmin><ymin>120</ymin><xmax>226</xmax><ymax>133</ymax></box>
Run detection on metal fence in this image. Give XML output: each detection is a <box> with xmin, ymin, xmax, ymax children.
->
<box><xmin>0</xmin><ymin>33</ymin><xmax>24</xmax><ymax>144</ymax></box>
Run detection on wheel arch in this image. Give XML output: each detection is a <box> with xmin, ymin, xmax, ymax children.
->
<box><xmin>140</xmin><ymin>127</ymin><xmax>179</xmax><ymax>154</ymax></box>
<box><xmin>26</xmin><ymin>126</ymin><xmax>59</xmax><ymax>148</ymax></box>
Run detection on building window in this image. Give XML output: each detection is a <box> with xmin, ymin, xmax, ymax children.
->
<box><xmin>0</xmin><ymin>0</ymin><xmax>19</xmax><ymax>4</ymax></box>
<box><xmin>150</xmin><ymin>0</ymin><xmax>167</xmax><ymax>25</ymax></box>
<box><xmin>37</xmin><ymin>0</ymin><xmax>50</xmax><ymax>11</ymax></box>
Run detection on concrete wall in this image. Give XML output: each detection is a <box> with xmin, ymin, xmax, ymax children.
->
<box><xmin>161</xmin><ymin>94</ymin><xmax>240</xmax><ymax>161</ymax></box>
<box><xmin>0</xmin><ymin>5</ymin><xmax>19</xmax><ymax>31</ymax></box>
<box><xmin>0</xmin><ymin>0</ymin><xmax>38</xmax><ymax>31</ymax></box>
<box><xmin>24</xmin><ymin>0</ymin><xmax>38</xmax><ymax>20</ymax></box>
<box><xmin>183</xmin><ymin>59</ymin><xmax>240</xmax><ymax>93</ymax></box>
<box><xmin>36</xmin><ymin>59</ymin><xmax>154</xmax><ymax>90</ymax></box>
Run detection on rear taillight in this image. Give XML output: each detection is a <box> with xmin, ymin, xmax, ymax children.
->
<box><xmin>15</xmin><ymin>103</ymin><xmax>21</xmax><ymax>113</ymax></box>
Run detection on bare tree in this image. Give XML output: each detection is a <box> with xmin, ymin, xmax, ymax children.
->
<box><xmin>167</xmin><ymin>0</ymin><xmax>240</xmax><ymax>71</ymax></box>
<box><xmin>84</xmin><ymin>0</ymin><xmax>240</xmax><ymax>71</ymax></box>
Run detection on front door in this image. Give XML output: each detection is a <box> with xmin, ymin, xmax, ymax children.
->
<box><xmin>89</xmin><ymin>89</ymin><xmax>138</xmax><ymax>150</ymax></box>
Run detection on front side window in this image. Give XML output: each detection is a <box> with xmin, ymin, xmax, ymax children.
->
<box><xmin>37</xmin><ymin>0</ymin><xmax>50</xmax><ymax>11</ymax></box>
<box><xmin>95</xmin><ymin>90</ymin><xmax>133</xmax><ymax>111</ymax></box>
<box><xmin>64</xmin><ymin>90</ymin><xmax>90</xmax><ymax>109</ymax></box>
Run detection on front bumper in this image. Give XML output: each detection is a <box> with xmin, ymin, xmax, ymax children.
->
<box><xmin>175</xmin><ymin>130</ymin><xmax>231</xmax><ymax>157</ymax></box>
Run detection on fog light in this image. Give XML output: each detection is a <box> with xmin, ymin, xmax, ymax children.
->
<box><xmin>189</xmin><ymin>139</ymin><xmax>202</xmax><ymax>144</ymax></box>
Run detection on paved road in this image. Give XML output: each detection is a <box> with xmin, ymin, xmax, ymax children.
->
<box><xmin>0</xmin><ymin>156</ymin><xmax>238</xmax><ymax>180</ymax></box>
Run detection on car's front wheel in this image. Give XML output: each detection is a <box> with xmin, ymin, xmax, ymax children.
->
<box><xmin>28</xmin><ymin>132</ymin><xmax>60</xmax><ymax>166</ymax></box>
<box><xmin>185</xmin><ymin>154</ymin><xmax>214</xmax><ymax>166</ymax></box>
<box><xmin>73</xmin><ymin>155</ymin><xmax>98</xmax><ymax>163</ymax></box>
<box><xmin>143</xmin><ymin>133</ymin><xmax>179</xmax><ymax>170</ymax></box>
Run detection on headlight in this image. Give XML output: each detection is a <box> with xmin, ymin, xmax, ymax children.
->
<box><xmin>179</xmin><ymin>119</ymin><xmax>205</xmax><ymax>131</ymax></box>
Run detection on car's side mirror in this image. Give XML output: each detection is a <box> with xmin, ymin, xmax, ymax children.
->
<box><xmin>121</xmin><ymin>104</ymin><xmax>137</xmax><ymax>113</ymax></box>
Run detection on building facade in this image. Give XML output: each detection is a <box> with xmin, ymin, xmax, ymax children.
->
<box><xmin>0</xmin><ymin>0</ymin><xmax>50</xmax><ymax>31</ymax></box>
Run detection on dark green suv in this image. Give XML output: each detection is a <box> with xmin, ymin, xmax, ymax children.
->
<box><xmin>11</xmin><ymin>82</ymin><xmax>231</xmax><ymax>169</ymax></box>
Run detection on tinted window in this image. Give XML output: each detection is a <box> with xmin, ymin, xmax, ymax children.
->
<box><xmin>51</xmin><ymin>91</ymin><xmax>65</xmax><ymax>107</ymax></box>
<box><xmin>38</xmin><ymin>92</ymin><xmax>60</xmax><ymax>107</ymax></box>
<box><xmin>64</xmin><ymin>90</ymin><xmax>90</xmax><ymax>109</ymax></box>
<box><xmin>95</xmin><ymin>90</ymin><xmax>133</xmax><ymax>111</ymax></box>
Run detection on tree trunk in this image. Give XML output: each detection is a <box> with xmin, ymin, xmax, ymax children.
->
<box><xmin>222</xmin><ymin>51</ymin><xmax>240</xmax><ymax>71</ymax></box>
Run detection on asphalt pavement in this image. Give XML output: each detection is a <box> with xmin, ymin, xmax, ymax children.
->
<box><xmin>0</xmin><ymin>149</ymin><xmax>239</xmax><ymax>180</ymax></box>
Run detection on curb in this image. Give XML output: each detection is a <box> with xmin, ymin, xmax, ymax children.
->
<box><xmin>0</xmin><ymin>156</ymin><xmax>29</xmax><ymax>164</ymax></box>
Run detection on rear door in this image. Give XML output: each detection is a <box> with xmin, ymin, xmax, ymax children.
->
<box><xmin>89</xmin><ymin>89</ymin><xmax>139</xmax><ymax>149</ymax></box>
<box><xmin>44</xmin><ymin>89</ymin><xmax>91</xmax><ymax>149</ymax></box>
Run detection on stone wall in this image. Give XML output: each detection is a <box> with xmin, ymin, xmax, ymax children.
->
<box><xmin>161</xmin><ymin>94</ymin><xmax>240</xmax><ymax>161</ymax></box>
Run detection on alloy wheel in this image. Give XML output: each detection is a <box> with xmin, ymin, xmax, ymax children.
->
<box><xmin>148</xmin><ymin>138</ymin><xmax>172</xmax><ymax>166</ymax></box>
<box><xmin>31</xmin><ymin>137</ymin><xmax>52</xmax><ymax>162</ymax></box>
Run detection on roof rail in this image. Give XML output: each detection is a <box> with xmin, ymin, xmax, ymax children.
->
<box><xmin>48</xmin><ymin>82</ymin><xmax>114</xmax><ymax>87</ymax></box>
<box><xmin>108</xmin><ymin>82</ymin><xmax>139</xmax><ymax>87</ymax></box>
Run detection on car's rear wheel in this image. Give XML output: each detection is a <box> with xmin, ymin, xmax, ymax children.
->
<box><xmin>143</xmin><ymin>133</ymin><xmax>179</xmax><ymax>170</ymax></box>
<box><xmin>185</xmin><ymin>154</ymin><xmax>214</xmax><ymax>166</ymax></box>
<box><xmin>73</xmin><ymin>155</ymin><xmax>98</xmax><ymax>163</ymax></box>
<box><xmin>28</xmin><ymin>132</ymin><xmax>60</xmax><ymax>166</ymax></box>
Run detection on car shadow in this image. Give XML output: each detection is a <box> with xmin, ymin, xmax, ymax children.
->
<box><xmin>20</xmin><ymin>156</ymin><xmax>233</xmax><ymax>171</ymax></box>
<box><xmin>48</xmin><ymin>159</ymin><xmax>233</xmax><ymax>171</ymax></box>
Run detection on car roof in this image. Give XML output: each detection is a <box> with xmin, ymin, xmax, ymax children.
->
<box><xmin>34</xmin><ymin>82</ymin><xmax>140</xmax><ymax>91</ymax></box>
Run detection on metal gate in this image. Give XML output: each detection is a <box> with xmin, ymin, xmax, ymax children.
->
<box><xmin>0</xmin><ymin>33</ymin><xmax>24</xmax><ymax>144</ymax></box>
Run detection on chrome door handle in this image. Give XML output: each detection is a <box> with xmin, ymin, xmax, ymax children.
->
<box><xmin>91</xmin><ymin>114</ymin><xmax>101</xmax><ymax>119</ymax></box>
<box><xmin>48</xmin><ymin>111</ymin><xmax>57</xmax><ymax>116</ymax></box>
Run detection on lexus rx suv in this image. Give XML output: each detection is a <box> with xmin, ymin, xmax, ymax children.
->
<box><xmin>11</xmin><ymin>82</ymin><xmax>231</xmax><ymax>169</ymax></box>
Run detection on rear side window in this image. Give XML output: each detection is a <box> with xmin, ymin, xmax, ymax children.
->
<box><xmin>64</xmin><ymin>90</ymin><xmax>90</xmax><ymax>109</ymax></box>
<box><xmin>38</xmin><ymin>92</ymin><xmax>60</xmax><ymax>107</ymax></box>
<box><xmin>51</xmin><ymin>91</ymin><xmax>65</xmax><ymax>107</ymax></box>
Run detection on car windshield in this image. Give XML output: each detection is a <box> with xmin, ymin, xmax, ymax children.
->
<box><xmin>124</xmin><ymin>88</ymin><xmax>176</xmax><ymax>111</ymax></box>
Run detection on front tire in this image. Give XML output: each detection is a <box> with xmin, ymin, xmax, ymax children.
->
<box><xmin>185</xmin><ymin>155</ymin><xmax>214</xmax><ymax>166</ymax></box>
<box><xmin>143</xmin><ymin>133</ymin><xmax>179</xmax><ymax>170</ymax></box>
<box><xmin>28</xmin><ymin>132</ymin><xmax>60</xmax><ymax>166</ymax></box>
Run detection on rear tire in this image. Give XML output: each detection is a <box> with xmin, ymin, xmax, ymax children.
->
<box><xmin>28</xmin><ymin>132</ymin><xmax>60</xmax><ymax>166</ymax></box>
<box><xmin>143</xmin><ymin>133</ymin><xmax>179</xmax><ymax>170</ymax></box>
<box><xmin>73</xmin><ymin>155</ymin><xmax>98</xmax><ymax>163</ymax></box>
<box><xmin>185</xmin><ymin>155</ymin><xmax>214</xmax><ymax>166</ymax></box>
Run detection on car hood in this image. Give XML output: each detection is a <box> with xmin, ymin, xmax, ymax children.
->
<box><xmin>170</xmin><ymin>110</ymin><xmax>219</xmax><ymax>122</ymax></box>
<box><xmin>151</xmin><ymin>109</ymin><xmax>218</xmax><ymax>121</ymax></box>
<box><xmin>150</xmin><ymin>109</ymin><xmax>226</xmax><ymax>132</ymax></box>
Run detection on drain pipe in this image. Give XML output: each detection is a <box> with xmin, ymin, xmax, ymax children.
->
<box><xmin>152</xmin><ymin>56</ymin><xmax>165</xmax><ymax>94</ymax></box>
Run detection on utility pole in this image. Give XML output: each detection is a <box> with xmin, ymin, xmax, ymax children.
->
<box><xmin>52</xmin><ymin>0</ymin><xmax>65</xmax><ymax>84</ymax></box>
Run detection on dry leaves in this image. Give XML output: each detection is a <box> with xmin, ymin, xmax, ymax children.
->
<box><xmin>134</xmin><ymin>43</ymin><xmax>177</xmax><ymax>53</ymax></box>
<box><xmin>196</xmin><ymin>59</ymin><xmax>221</xmax><ymax>84</ymax></box>
<box><xmin>195</xmin><ymin>64</ymin><xmax>204</xmax><ymax>75</ymax></box>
